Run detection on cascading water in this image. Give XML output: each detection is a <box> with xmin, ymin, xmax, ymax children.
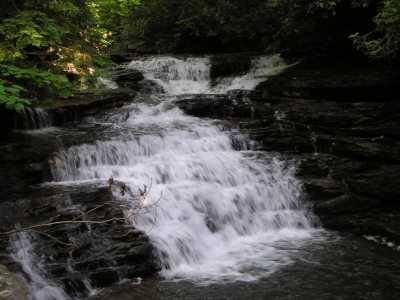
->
<box><xmin>10</xmin><ymin>233</ymin><xmax>68</xmax><ymax>300</ymax></box>
<box><xmin>127</xmin><ymin>55</ymin><xmax>285</xmax><ymax>95</ymax></box>
<box><xmin>50</xmin><ymin>55</ymin><xmax>320</xmax><ymax>284</ymax></box>
<box><xmin>97</xmin><ymin>77</ymin><xmax>119</xmax><ymax>90</ymax></box>
<box><xmin>14</xmin><ymin>108</ymin><xmax>52</xmax><ymax>130</ymax></box>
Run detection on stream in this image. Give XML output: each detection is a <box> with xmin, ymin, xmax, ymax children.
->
<box><xmin>2</xmin><ymin>55</ymin><xmax>400</xmax><ymax>299</ymax></box>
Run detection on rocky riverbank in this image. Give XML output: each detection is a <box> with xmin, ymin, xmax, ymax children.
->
<box><xmin>0</xmin><ymin>179</ymin><xmax>159</xmax><ymax>298</ymax></box>
<box><xmin>0</xmin><ymin>66</ymin><xmax>165</xmax><ymax>133</ymax></box>
<box><xmin>0</xmin><ymin>68</ymin><xmax>164</xmax><ymax>298</ymax></box>
<box><xmin>176</xmin><ymin>61</ymin><xmax>400</xmax><ymax>245</ymax></box>
<box><xmin>1</xmin><ymin>54</ymin><xmax>399</xmax><ymax>299</ymax></box>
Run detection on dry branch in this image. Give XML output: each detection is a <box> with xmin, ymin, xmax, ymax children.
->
<box><xmin>1</xmin><ymin>179</ymin><xmax>162</xmax><ymax>239</ymax></box>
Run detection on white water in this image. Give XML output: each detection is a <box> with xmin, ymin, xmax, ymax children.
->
<box><xmin>127</xmin><ymin>55</ymin><xmax>285</xmax><ymax>95</ymax></box>
<box><xmin>18</xmin><ymin>108</ymin><xmax>52</xmax><ymax>130</ymax></box>
<box><xmin>10</xmin><ymin>233</ymin><xmax>68</xmax><ymax>300</ymax></box>
<box><xmin>97</xmin><ymin>77</ymin><xmax>119</xmax><ymax>90</ymax></box>
<box><xmin>50</xmin><ymin>55</ymin><xmax>319</xmax><ymax>284</ymax></box>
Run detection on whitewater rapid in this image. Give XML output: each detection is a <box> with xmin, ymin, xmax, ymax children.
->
<box><xmin>48</xmin><ymin>55</ymin><xmax>319</xmax><ymax>283</ymax></box>
<box><xmin>127</xmin><ymin>55</ymin><xmax>285</xmax><ymax>95</ymax></box>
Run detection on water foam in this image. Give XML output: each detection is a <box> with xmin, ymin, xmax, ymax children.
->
<box><xmin>127</xmin><ymin>55</ymin><xmax>285</xmax><ymax>95</ymax></box>
<box><xmin>10</xmin><ymin>233</ymin><xmax>69</xmax><ymax>300</ymax></box>
<box><xmin>51</xmin><ymin>108</ymin><xmax>316</xmax><ymax>282</ymax></box>
<box><xmin>48</xmin><ymin>55</ymin><xmax>318</xmax><ymax>284</ymax></box>
<box><xmin>97</xmin><ymin>77</ymin><xmax>119</xmax><ymax>90</ymax></box>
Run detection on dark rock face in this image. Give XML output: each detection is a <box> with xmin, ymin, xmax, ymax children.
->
<box><xmin>1</xmin><ymin>185</ymin><xmax>159</xmax><ymax>299</ymax></box>
<box><xmin>0</xmin><ymin>114</ymin><xmax>160</xmax><ymax>297</ymax></box>
<box><xmin>254</xmin><ymin>64</ymin><xmax>400</xmax><ymax>102</ymax></box>
<box><xmin>0</xmin><ymin>83</ymin><xmax>160</xmax><ymax>298</ymax></box>
<box><xmin>176</xmin><ymin>63</ymin><xmax>400</xmax><ymax>243</ymax></box>
<box><xmin>48</xmin><ymin>88</ymin><xmax>138</xmax><ymax>127</ymax></box>
<box><xmin>210</xmin><ymin>53</ymin><xmax>253</xmax><ymax>80</ymax></box>
<box><xmin>0</xmin><ymin>78</ymin><xmax>164</xmax><ymax>133</ymax></box>
<box><xmin>174</xmin><ymin>90</ymin><xmax>262</xmax><ymax>119</ymax></box>
<box><xmin>112</xmin><ymin>68</ymin><xmax>144</xmax><ymax>87</ymax></box>
<box><xmin>112</xmin><ymin>67</ymin><xmax>164</xmax><ymax>93</ymax></box>
<box><xmin>110</xmin><ymin>53</ymin><xmax>136</xmax><ymax>64</ymax></box>
<box><xmin>0</xmin><ymin>88</ymin><xmax>138</xmax><ymax>132</ymax></box>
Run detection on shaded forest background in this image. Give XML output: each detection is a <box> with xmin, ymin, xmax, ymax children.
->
<box><xmin>0</xmin><ymin>0</ymin><xmax>399</xmax><ymax>110</ymax></box>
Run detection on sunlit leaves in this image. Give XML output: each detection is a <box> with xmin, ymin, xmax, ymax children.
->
<box><xmin>0</xmin><ymin>65</ymin><xmax>73</xmax><ymax>97</ymax></box>
<box><xmin>0</xmin><ymin>11</ymin><xmax>64</xmax><ymax>63</ymax></box>
<box><xmin>87</xmin><ymin>0</ymin><xmax>141</xmax><ymax>47</ymax></box>
<box><xmin>0</xmin><ymin>0</ymin><xmax>124</xmax><ymax>110</ymax></box>
<box><xmin>0</xmin><ymin>80</ymin><xmax>30</xmax><ymax>111</ymax></box>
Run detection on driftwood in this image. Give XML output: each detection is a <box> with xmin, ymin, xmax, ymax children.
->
<box><xmin>1</xmin><ymin>178</ymin><xmax>161</xmax><ymax>243</ymax></box>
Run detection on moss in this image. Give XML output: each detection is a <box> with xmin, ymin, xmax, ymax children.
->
<box><xmin>0</xmin><ymin>265</ymin><xmax>28</xmax><ymax>300</ymax></box>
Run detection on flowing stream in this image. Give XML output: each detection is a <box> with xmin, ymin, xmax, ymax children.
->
<box><xmin>10</xmin><ymin>55</ymin><xmax>321</xmax><ymax>299</ymax></box>
<box><xmin>127</xmin><ymin>55</ymin><xmax>285</xmax><ymax>94</ymax></box>
<box><xmin>51</xmin><ymin>55</ymin><xmax>318</xmax><ymax>283</ymax></box>
<box><xmin>10</xmin><ymin>233</ymin><xmax>69</xmax><ymax>300</ymax></box>
<box><xmin>6</xmin><ymin>55</ymin><xmax>400</xmax><ymax>300</ymax></box>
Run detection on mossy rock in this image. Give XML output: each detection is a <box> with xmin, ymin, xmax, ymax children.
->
<box><xmin>0</xmin><ymin>265</ymin><xmax>28</xmax><ymax>300</ymax></box>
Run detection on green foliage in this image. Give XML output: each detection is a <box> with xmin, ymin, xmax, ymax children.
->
<box><xmin>0</xmin><ymin>80</ymin><xmax>30</xmax><ymax>111</ymax></box>
<box><xmin>0</xmin><ymin>65</ymin><xmax>73</xmax><ymax>97</ymax></box>
<box><xmin>119</xmin><ymin>0</ymin><xmax>352</xmax><ymax>54</ymax></box>
<box><xmin>351</xmin><ymin>0</ymin><xmax>400</xmax><ymax>60</ymax></box>
<box><xmin>88</xmin><ymin>0</ymin><xmax>141</xmax><ymax>45</ymax></box>
<box><xmin>121</xmin><ymin>0</ymin><xmax>400</xmax><ymax>60</ymax></box>
<box><xmin>121</xmin><ymin>0</ymin><xmax>283</xmax><ymax>53</ymax></box>
<box><xmin>0</xmin><ymin>0</ymin><xmax>123</xmax><ymax>111</ymax></box>
<box><xmin>0</xmin><ymin>11</ymin><xmax>64</xmax><ymax>63</ymax></box>
<box><xmin>0</xmin><ymin>0</ymin><xmax>398</xmax><ymax>112</ymax></box>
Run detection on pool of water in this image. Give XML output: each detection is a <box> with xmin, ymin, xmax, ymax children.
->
<box><xmin>94</xmin><ymin>233</ymin><xmax>400</xmax><ymax>299</ymax></box>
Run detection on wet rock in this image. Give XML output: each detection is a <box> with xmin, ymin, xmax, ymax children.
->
<box><xmin>111</xmin><ymin>65</ymin><xmax>164</xmax><ymax>93</ymax></box>
<box><xmin>48</xmin><ymin>88</ymin><xmax>137</xmax><ymax>126</ymax></box>
<box><xmin>303</xmin><ymin>178</ymin><xmax>344</xmax><ymax>201</ymax></box>
<box><xmin>89</xmin><ymin>269</ymin><xmax>119</xmax><ymax>288</ymax></box>
<box><xmin>251</xmin><ymin>64</ymin><xmax>400</xmax><ymax>241</ymax></box>
<box><xmin>314</xmin><ymin>194</ymin><xmax>380</xmax><ymax>215</ymax></box>
<box><xmin>346</xmin><ymin>165</ymin><xmax>400</xmax><ymax>204</ymax></box>
<box><xmin>175</xmin><ymin>91</ymin><xmax>267</xmax><ymax>119</ymax></box>
<box><xmin>0</xmin><ymin>88</ymin><xmax>137</xmax><ymax>132</ymax></box>
<box><xmin>320</xmin><ymin>210</ymin><xmax>400</xmax><ymax>243</ymax></box>
<box><xmin>175</xmin><ymin>94</ymin><xmax>230</xmax><ymax>118</ymax></box>
<box><xmin>3</xmin><ymin>185</ymin><xmax>159</xmax><ymax>298</ymax></box>
<box><xmin>177</xmin><ymin>62</ymin><xmax>400</xmax><ymax>243</ymax></box>
<box><xmin>253</xmin><ymin>64</ymin><xmax>400</xmax><ymax>102</ymax></box>
<box><xmin>0</xmin><ymin>264</ymin><xmax>28</xmax><ymax>300</ymax></box>
<box><xmin>109</xmin><ymin>53</ymin><xmax>135</xmax><ymax>63</ymax></box>
<box><xmin>210</xmin><ymin>53</ymin><xmax>252</xmax><ymax>79</ymax></box>
<box><xmin>0</xmin><ymin>133</ymin><xmax>56</xmax><ymax>202</ymax></box>
<box><xmin>112</xmin><ymin>69</ymin><xmax>144</xmax><ymax>87</ymax></box>
<box><xmin>134</xmin><ymin>79</ymin><xmax>165</xmax><ymax>94</ymax></box>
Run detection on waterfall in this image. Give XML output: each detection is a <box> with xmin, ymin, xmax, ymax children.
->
<box><xmin>128</xmin><ymin>57</ymin><xmax>211</xmax><ymax>95</ymax></box>
<box><xmin>50</xmin><ymin>55</ymin><xmax>319</xmax><ymax>283</ymax></box>
<box><xmin>10</xmin><ymin>233</ymin><xmax>69</xmax><ymax>300</ymax></box>
<box><xmin>212</xmin><ymin>55</ymin><xmax>286</xmax><ymax>92</ymax></box>
<box><xmin>15</xmin><ymin>108</ymin><xmax>52</xmax><ymax>130</ymax></box>
<box><xmin>127</xmin><ymin>55</ymin><xmax>285</xmax><ymax>95</ymax></box>
<box><xmin>52</xmin><ymin>102</ymin><xmax>315</xmax><ymax>282</ymax></box>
